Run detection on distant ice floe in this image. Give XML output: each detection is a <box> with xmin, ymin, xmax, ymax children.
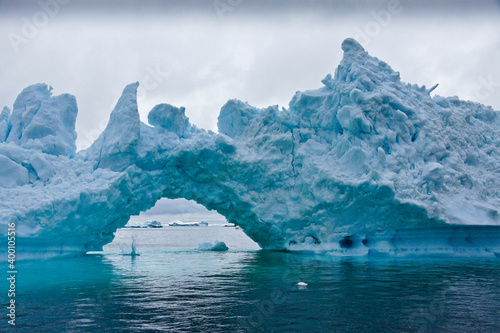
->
<box><xmin>123</xmin><ymin>221</ymin><xmax>163</xmax><ymax>228</ymax></box>
<box><xmin>169</xmin><ymin>221</ymin><xmax>208</xmax><ymax>227</ymax></box>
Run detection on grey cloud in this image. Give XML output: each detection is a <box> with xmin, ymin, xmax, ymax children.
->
<box><xmin>2</xmin><ymin>0</ymin><xmax>499</xmax><ymax>17</ymax></box>
<box><xmin>138</xmin><ymin>198</ymin><xmax>225</xmax><ymax>223</ymax></box>
<box><xmin>141</xmin><ymin>198</ymin><xmax>216</xmax><ymax>215</ymax></box>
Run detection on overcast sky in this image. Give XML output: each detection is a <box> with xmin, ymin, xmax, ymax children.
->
<box><xmin>1</xmin><ymin>0</ymin><xmax>499</xmax><ymax>221</ymax></box>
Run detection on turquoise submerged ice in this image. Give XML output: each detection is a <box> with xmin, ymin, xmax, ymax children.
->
<box><xmin>0</xmin><ymin>39</ymin><xmax>499</xmax><ymax>258</ymax></box>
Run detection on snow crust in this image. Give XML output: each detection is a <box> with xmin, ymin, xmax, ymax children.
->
<box><xmin>1</xmin><ymin>38</ymin><xmax>499</xmax><ymax>259</ymax></box>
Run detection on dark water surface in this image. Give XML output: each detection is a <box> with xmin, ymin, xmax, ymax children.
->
<box><xmin>2</xmin><ymin>227</ymin><xmax>500</xmax><ymax>332</ymax></box>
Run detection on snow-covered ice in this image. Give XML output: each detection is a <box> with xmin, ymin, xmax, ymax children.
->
<box><xmin>1</xmin><ymin>38</ymin><xmax>499</xmax><ymax>259</ymax></box>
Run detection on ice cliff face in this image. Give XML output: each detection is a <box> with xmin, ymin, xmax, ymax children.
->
<box><xmin>1</xmin><ymin>39</ymin><xmax>500</xmax><ymax>258</ymax></box>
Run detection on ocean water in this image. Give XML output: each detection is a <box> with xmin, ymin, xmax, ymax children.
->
<box><xmin>2</xmin><ymin>226</ymin><xmax>500</xmax><ymax>333</ymax></box>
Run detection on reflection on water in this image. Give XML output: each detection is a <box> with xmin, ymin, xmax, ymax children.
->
<box><xmin>3</xmin><ymin>227</ymin><xmax>500</xmax><ymax>332</ymax></box>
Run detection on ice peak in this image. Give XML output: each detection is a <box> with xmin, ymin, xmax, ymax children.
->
<box><xmin>341</xmin><ymin>38</ymin><xmax>365</xmax><ymax>53</ymax></box>
<box><xmin>122</xmin><ymin>81</ymin><xmax>139</xmax><ymax>95</ymax></box>
<box><xmin>7</xmin><ymin>83</ymin><xmax>53</xmax><ymax>143</ymax></box>
<box><xmin>114</xmin><ymin>82</ymin><xmax>139</xmax><ymax>114</ymax></box>
<box><xmin>148</xmin><ymin>103</ymin><xmax>191</xmax><ymax>136</ymax></box>
<box><xmin>85</xmin><ymin>82</ymin><xmax>140</xmax><ymax>171</ymax></box>
<box><xmin>321</xmin><ymin>38</ymin><xmax>402</xmax><ymax>94</ymax></box>
<box><xmin>3</xmin><ymin>83</ymin><xmax>77</xmax><ymax>156</ymax></box>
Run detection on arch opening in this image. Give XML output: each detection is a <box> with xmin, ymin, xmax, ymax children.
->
<box><xmin>127</xmin><ymin>198</ymin><xmax>228</xmax><ymax>227</ymax></box>
<box><xmin>102</xmin><ymin>198</ymin><xmax>260</xmax><ymax>254</ymax></box>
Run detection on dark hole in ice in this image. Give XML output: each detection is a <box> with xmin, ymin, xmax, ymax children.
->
<box><xmin>362</xmin><ymin>238</ymin><xmax>369</xmax><ymax>246</ymax></box>
<box><xmin>411</xmin><ymin>131</ymin><xmax>419</xmax><ymax>142</ymax></box>
<box><xmin>382</xmin><ymin>139</ymin><xmax>391</xmax><ymax>154</ymax></box>
<box><xmin>339</xmin><ymin>236</ymin><xmax>354</xmax><ymax>248</ymax></box>
<box><xmin>310</xmin><ymin>235</ymin><xmax>321</xmax><ymax>244</ymax></box>
<box><xmin>289</xmin><ymin>240</ymin><xmax>297</xmax><ymax>246</ymax></box>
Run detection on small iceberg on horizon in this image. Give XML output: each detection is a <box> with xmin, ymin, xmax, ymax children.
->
<box><xmin>143</xmin><ymin>220</ymin><xmax>163</xmax><ymax>228</ymax></box>
<box><xmin>122</xmin><ymin>220</ymin><xmax>163</xmax><ymax>228</ymax></box>
<box><xmin>197</xmin><ymin>241</ymin><xmax>229</xmax><ymax>252</ymax></box>
<box><xmin>123</xmin><ymin>221</ymin><xmax>143</xmax><ymax>228</ymax></box>
<box><xmin>169</xmin><ymin>221</ymin><xmax>208</xmax><ymax>227</ymax></box>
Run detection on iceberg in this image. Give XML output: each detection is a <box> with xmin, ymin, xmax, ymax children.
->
<box><xmin>169</xmin><ymin>221</ymin><xmax>208</xmax><ymax>227</ymax></box>
<box><xmin>123</xmin><ymin>221</ymin><xmax>163</xmax><ymax>228</ymax></box>
<box><xmin>1</xmin><ymin>38</ymin><xmax>499</xmax><ymax>259</ymax></box>
<box><xmin>143</xmin><ymin>220</ymin><xmax>163</xmax><ymax>228</ymax></box>
<box><xmin>122</xmin><ymin>222</ymin><xmax>143</xmax><ymax>228</ymax></box>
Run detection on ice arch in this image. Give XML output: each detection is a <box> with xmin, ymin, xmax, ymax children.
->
<box><xmin>1</xmin><ymin>39</ymin><xmax>500</xmax><ymax>259</ymax></box>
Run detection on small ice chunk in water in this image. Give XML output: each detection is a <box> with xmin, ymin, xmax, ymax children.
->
<box><xmin>297</xmin><ymin>282</ymin><xmax>308</xmax><ymax>287</ymax></box>
<box><xmin>197</xmin><ymin>241</ymin><xmax>229</xmax><ymax>252</ymax></box>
